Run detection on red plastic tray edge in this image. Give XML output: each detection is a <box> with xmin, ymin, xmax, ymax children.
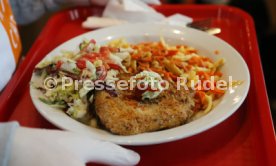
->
<box><xmin>237</xmin><ymin>10</ymin><xmax>276</xmax><ymax>165</ymax></box>
<box><xmin>0</xmin><ymin>4</ymin><xmax>275</xmax><ymax>165</ymax></box>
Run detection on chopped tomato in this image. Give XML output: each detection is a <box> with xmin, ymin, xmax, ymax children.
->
<box><xmin>90</xmin><ymin>39</ymin><xmax>96</xmax><ymax>44</ymax></box>
<box><xmin>108</xmin><ymin>63</ymin><xmax>121</xmax><ymax>70</ymax></box>
<box><xmin>96</xmin><ymin>66</ymin><xmax>107</xmax><ymax>80</ymax></box>
<box><xmin>76</xmin><ymin>59</ymin><xmax>86</xmax><ymax>69</ymax></box>
<box><xmin>81</xmin><ymin>53</ymin><xmax>99</xmax><ymax>62</ymax></box>
<box><xmin>56</xmin><ymin>60</ymin><xmax>62</xmax><ymax>69</ymax></box>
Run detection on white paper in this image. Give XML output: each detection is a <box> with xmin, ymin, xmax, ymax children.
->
<box><xmin>82</xmin><ymin>0</ymin><xmax>193</xmax><ymax>29</ymax></box>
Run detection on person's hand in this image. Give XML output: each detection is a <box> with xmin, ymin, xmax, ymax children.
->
<box><xmin>9</xmin><ymin>127</ymin><xmax>140</xmax><ymax>166</ymax></box>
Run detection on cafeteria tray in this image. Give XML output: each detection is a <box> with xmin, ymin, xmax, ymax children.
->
<box><xmin>0</xmin><ymin>5</ymin><xmax>275</xmax><ymax>166</ymax></box>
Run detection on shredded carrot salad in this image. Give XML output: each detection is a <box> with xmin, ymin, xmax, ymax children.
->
<box><xmin>108</xmin><ymin>38</ymin><xmax>226</xmax><ymax>114</ymax></box>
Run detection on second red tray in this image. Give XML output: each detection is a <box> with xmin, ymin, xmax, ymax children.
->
<box><xmin>0</xmin><ymin>5</ymin><xmax>275</xmax><ymax>166</ymax></box>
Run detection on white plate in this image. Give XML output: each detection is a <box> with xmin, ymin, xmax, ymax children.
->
<box><xmin>30</xmin><ymin>23</ymin><xmax>250</xmax><ymax>145</ymax></box>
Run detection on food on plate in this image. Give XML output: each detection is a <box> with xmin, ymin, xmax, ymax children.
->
<box><xmin>31</xmin><ymin>37</ymin><xmax>226</xmax><ymax>135</ymax></box>
<box><xmin>95</xmin><ymin>74</ymin><xmax>194</xmax><ymax>135</ymax></box>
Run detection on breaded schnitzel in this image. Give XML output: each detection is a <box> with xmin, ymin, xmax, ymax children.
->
<box><xmin>94</xmin><ymin>81</ymin><xmax>195</xmax><ymax>135</ymax></box>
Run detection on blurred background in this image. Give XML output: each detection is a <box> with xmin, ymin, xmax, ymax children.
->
<box><xmin>19</xmin><ymin>0</ymin><xmax>276</xmax><ymax>126</ymax></box>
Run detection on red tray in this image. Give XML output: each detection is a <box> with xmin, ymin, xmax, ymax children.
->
<box><xmin>0</xmin><ymin>5</ymin><xmax>275</xmax><ymax>166</ymax></box>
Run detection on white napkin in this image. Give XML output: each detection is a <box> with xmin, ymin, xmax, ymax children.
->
<box><xmin>102</xmin><ymin>0</ymin><xmax>165</xmax><ymax>22</ymax></box>
<box><xmin>164</xmin><ymin>14</ymin><xmax>193</xmax><ymax>26</ymax></box>
<box><xmin>82</xmin><ymin>16</ymin><xmax>126</xmax><ymax>29</ymax></box>
<box><xmin>82</xmin><ymin>0</ymin><xmax>193</xmax><ymax>29</ymax></box>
